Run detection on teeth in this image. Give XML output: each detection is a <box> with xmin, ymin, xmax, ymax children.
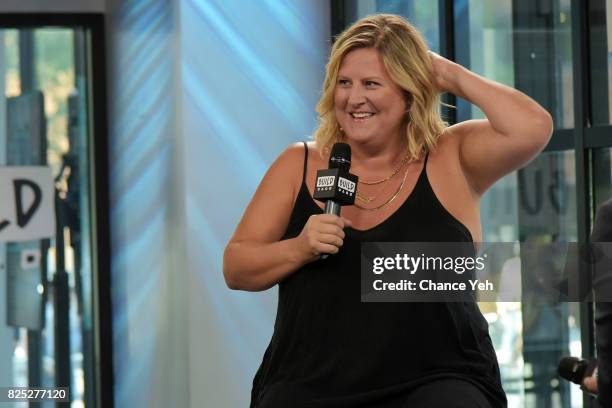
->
<box><xmin>351</xmin><ymin>112</ymin><xmax>374</xmax><ymax>118</ymax></box>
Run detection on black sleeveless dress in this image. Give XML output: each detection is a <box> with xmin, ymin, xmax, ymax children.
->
<box><xmin>251</xmin><ymin>143</ymin><xmax>507</xmax><ymax>407</ymax></box>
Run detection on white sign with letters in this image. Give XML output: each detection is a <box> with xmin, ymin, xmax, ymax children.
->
<box><xmin>0</xmin><ymin>167</ymin><xmax>55</xmax><ymax>242</ymax></box>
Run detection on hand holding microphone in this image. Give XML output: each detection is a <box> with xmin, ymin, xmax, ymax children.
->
<box><xmin>296</xmin><ymin>214</ymin><xmax>352</xmax><ymax>261</ymax></box>
<box><xmin>307</xmin><ymin>142</ymin><xmax>357</xmax><ymax>260</ymax></box>
<box><xmin>558</xmin><ymin>356</ymin><xmax>598</xmax><ymax>397</ymax></box>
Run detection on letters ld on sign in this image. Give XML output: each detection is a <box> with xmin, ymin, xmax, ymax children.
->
<box><xmin>0</xmin><ymin>167</ymin><xmax>55</xmax><ymax>242</ymax></box>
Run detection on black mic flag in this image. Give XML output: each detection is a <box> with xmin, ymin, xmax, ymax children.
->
<box><xmin>313</xmin><ymin>143</ymin><xmax>358</xmax><ymax>259</ymax></box>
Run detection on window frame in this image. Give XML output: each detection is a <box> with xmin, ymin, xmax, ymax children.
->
<box><xmin>0</xmin><ymin>13</ymin><xmax>113</xmax><ymax>408</ymax></box>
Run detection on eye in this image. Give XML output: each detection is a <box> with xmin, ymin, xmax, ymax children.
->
<box><xmin>338</xmin><ymin>79</ymin><xmax>351</xmax><ymax>86</ymax></box>
<box><xmin>364</xmin><ymin>80</ymin><xmax>380</xmax><ymax>88</ymax></box>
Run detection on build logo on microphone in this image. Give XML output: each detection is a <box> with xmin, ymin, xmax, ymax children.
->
<box><xmin>316</xmin><ymin>176</ymin><xmax>335</xmax><ymax>190</ymax></box>
<box><xmin>338</xmin><ymin>177</ymin><xmax>355</xmax><ymax>196</ymax></box>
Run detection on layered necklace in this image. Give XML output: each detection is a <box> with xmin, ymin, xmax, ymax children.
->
<box><xmin>354</xmin><ymin>152</ymin><xmax>412</xmax><ymax>211</ymax></box>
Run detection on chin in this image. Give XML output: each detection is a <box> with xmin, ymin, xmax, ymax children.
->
<box><xmin>343</xmin><ymin>131</ymin><xmax>377</xmax><ymax>144</ymax></box>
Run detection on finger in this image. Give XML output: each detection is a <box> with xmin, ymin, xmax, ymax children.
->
<box><xmin>583</xmin><ymin>376</ymin><xmax>598</xmax><ymax>392</ymax></box>
<box><xmin>317</xmin><ymin>214</ymin><xmax>343</xmax><ymax>223</ymax></box>
<box><xmin>314</xmin><ymin>214</ymin><xmax>352</xmax><ymax>230</ymax></box>
<box><xmin>318</xmin><ymin>233</ymin><xmax>343</xmax><ymax>248</ymax></box>
<box><xmin>330</xmin><ymin>215</ymin><xmax>350</xmax><ymax>229</ymax></box>
<box><xmin>314</xmin><ymin>214</ymin><xmax>347</xmax><ymax>230</ymax></box>
<box><xmin>316</xmin><ymin>242</ymin><xmax>340</xmax><ymax>255</ymax></box>
<box><xmin>318</xmin><ymin>224</ymin><xmax>345</xmax><ymax>238</ymax></box>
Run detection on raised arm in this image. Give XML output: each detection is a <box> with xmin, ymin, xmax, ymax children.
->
<box><xmin>223</xmin><ymin>143</ymin><xmax>351</xmax><ymax>291</ymax></box>
<box><xmin>429</xmin><ymin>52</ymin><xmax>553</xmax><ymax>194</ymax></box>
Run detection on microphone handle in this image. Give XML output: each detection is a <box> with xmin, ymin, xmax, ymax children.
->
<box><xmin>321</xmin><ymin>200</ymin><xmax>341</xmax><ymax>260</ymax></box>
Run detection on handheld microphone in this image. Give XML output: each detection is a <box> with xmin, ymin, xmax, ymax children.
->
<box><xmin>313</xmin><ymin>143</ymin><xmax>358</xmax><ymax>259</ymax></box>
<box><xmin>558</xmin><ymin>356</ymin><xmax>598</xmax><ymax>394</ymax></box>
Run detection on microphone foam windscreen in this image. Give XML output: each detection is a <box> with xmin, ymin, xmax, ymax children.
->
<box><xmin>329</xmin><ymin>143</ymin><xmax>351</xmax><ymax>171</ymax></box>
<box><xmin>557</xmin><ymin>356</ymin><xmax>584</xmax><ymax>384</ymax></box>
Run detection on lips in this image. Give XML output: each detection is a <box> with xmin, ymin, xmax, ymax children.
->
<box><xmin>350</xmin><ymin>112</ymin><xmax>375</xmax><ymax>122</ymax></box>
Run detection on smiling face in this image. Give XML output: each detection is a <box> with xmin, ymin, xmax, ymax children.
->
<box><xmin>334</xmin><ymin>47</ymin><xmax>408</xmax><ymax>146</ymax></box>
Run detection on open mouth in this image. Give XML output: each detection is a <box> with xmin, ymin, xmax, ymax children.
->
<box><xmin>350</xmin><ymin>112</ymin><xmax>375</xmax><ymax>122</ymax></box>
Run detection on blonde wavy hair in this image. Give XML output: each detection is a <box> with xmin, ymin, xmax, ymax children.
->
<box><xmin>313</xmin><ymin>14</ymin><xmax>447</xmax><ymax>160</ymax></box>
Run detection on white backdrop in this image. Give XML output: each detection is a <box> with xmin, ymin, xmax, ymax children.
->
<box><xmin>182</xmin><ymin>1</ymin><xmax>330</xmax><ymax>406</ymax></box>
<box><xmin>106</xmin><ymin>0</ymin><xmax>330</xmax><ymax>406</ymax></box>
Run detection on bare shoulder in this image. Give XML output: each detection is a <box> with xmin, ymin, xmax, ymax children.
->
<box><xmin>229</xmin><ymin>141</ymin><xmax>307</xmax><ymax>244</ymax></box>
<box><xmin>271</xmin><ymin>142</ymin><xmax>308</xmax><ymax>188</ymax></box>
<box><xmin>279</xmin><ymin>141</ymin><xmax>308</xmax><ymax>163</ymax></box>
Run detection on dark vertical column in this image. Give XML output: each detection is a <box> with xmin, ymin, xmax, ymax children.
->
<box><xmin>512</xmin><ymin>0</ymin><xmax>556</xmax><ymax>115</ymax></box>
<box><xmin>53</xmin><ymin>198</ymin><xmax>71</xmax><ymax>392</ymax></box>
<box><xmin>438</xmin><ymin>0</ymin><xmax>456</xmax><ymax>125</ymax></box>
<box><xmin>330</xmin><ymin>0</ymin><xmax>346</xmax><ymax>40</ymax></box>
<box><xmin>72</xmin><ymin>26</ymin><xmax>96</xmax><ymax>408</ymax></box>
<box><xmin>453</xmin><ymin>0</ymin><xmax>471</xmax><ymax>122</ymax></box>
<box><xmin>571</xmin><ymin>1</ymin><xmax>596</xmax><ymax>407</ymax></box>
<box><xmin>91</xmin><ymin>13</ymin><xmax>115</xmax><ymax>408</ymax></box>
<box><xmin>589</xmin><ymin>0</ymin><xmax>609</xmax><ymax>125</ymax></box>
<box><xmin>18</xmin><ymin>30</ymin><xmax>36</xmax><ymax>92</ymax></box>
<box><xmin>18</xmin><ymin>30</ymin><xmax>43</xmax><ymax>408</ymax></box>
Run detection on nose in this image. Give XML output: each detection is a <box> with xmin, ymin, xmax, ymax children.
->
<box><xmin>347</xmin><ymin>85</ymin><xmax>367</xmax><ymax>107</ymax></box>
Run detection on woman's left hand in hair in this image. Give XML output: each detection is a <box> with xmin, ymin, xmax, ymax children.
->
<box><xmin>428</xmin><ymin>51</ymin><xmax>460</xmax><ymax>95</ymax></box>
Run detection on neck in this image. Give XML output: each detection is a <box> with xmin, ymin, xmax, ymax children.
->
<box><xmin>347</xmin><ymin>138</ymin><xmax>408</xmax><ymax>174</ymax></box>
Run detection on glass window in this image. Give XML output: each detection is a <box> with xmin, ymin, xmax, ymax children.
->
<box><xmin>343</xmin><ymin>0</ymin><xmax>440</xmax><ymax>52</ymax></box>
<box><xmin>463</xmin><ymin>0</ymin><xmax>573</xmax><ymax>128</ymax></box>
<box><xmin>482</xmin><ymin>151</ymin><xmax>581</xmax><ymax>407</ymax></box>
<box><xmin>459</xmin><ymin>0</ymin><xmax>577</xmax><ymax>404</ymax></box>
<box><xmin>1</xmin><ymin>26</ymin><xmax>96</xmax><ymax>407</ymax></box>
<box><xmin>461</xmin><ymin>0</ymin><xmax>515</xmax><ymax>120</ymax></box>
<box><xmin>468</xmin><ymin>0</ymin><xmax>577</xmax><ymax>404</ymax></box>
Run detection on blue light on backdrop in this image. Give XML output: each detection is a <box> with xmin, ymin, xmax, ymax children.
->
<box><xmin>107</xmin><ymin>0</ymin><xmax>330</xmax><ymax>406</ymax></box>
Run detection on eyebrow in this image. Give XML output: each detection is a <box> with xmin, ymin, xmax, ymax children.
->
<box><xmin>337</xmin><ymin>75</ymin><xmax>385</xmax><ymax>82</ymax></box>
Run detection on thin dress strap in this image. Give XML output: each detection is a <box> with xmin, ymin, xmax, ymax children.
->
<box><xmin>417</xmin><ymin>151</ymin><xmax>429</xmax><ymax>179</ymax></box>
<box><xmin>302</xmin><ymin>141</ymin><xmax>308</xmax><ymax>184</ymax></box>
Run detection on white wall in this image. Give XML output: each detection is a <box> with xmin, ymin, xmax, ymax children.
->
<box><xmin>105</xmin><ymin>0</ymin><xmax>189</xmax><ymax>407</ymax></box>
<box><xmin>181</xmin><ymin>1</ymin><xmax>330</xmax><ymax>406</ymax></box>
<box><xmin>105</xmin><ymin>0</ymin><xmax>330</xmax><ymax>406</ymax></box>
<box><xmin>0</xmin><ymin>0</ymin><xmax>104</xmax><ymax>13</ymax></box>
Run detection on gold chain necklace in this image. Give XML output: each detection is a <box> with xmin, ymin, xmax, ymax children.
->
<box><xmin>356</xmin><ymin>191</ymin><xmax>375</xmax><ymax>204</ymax></box>
<box><xmin>356</xmin><ymin>153</ymin><xmax>410</xmax><ymax>203</ymax></box>
<box><xmin>358</xmin><ymin>153</ymin><xmax>410</xmax><ymax>186</ymax></box>
<box><xmin>354</xmin><ymin>164</ymin><xmax>410</xmax><ymax>211</ymax></box>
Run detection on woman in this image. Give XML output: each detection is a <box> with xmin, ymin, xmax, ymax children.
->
<box><xmin>224</xmin><ymin>14</ymin><xmax>552</xmax><ymax>408</ymax></box>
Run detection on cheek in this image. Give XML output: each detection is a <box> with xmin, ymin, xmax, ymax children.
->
<box><xmin>333</xmin><ymin>90</ymin><xmax>346</xmax><ymax>108</ymax></box>
<box><xmin>381</xmin><ymin>96</ymin><xmax>406</xmax><ymax>119</ymax></box>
